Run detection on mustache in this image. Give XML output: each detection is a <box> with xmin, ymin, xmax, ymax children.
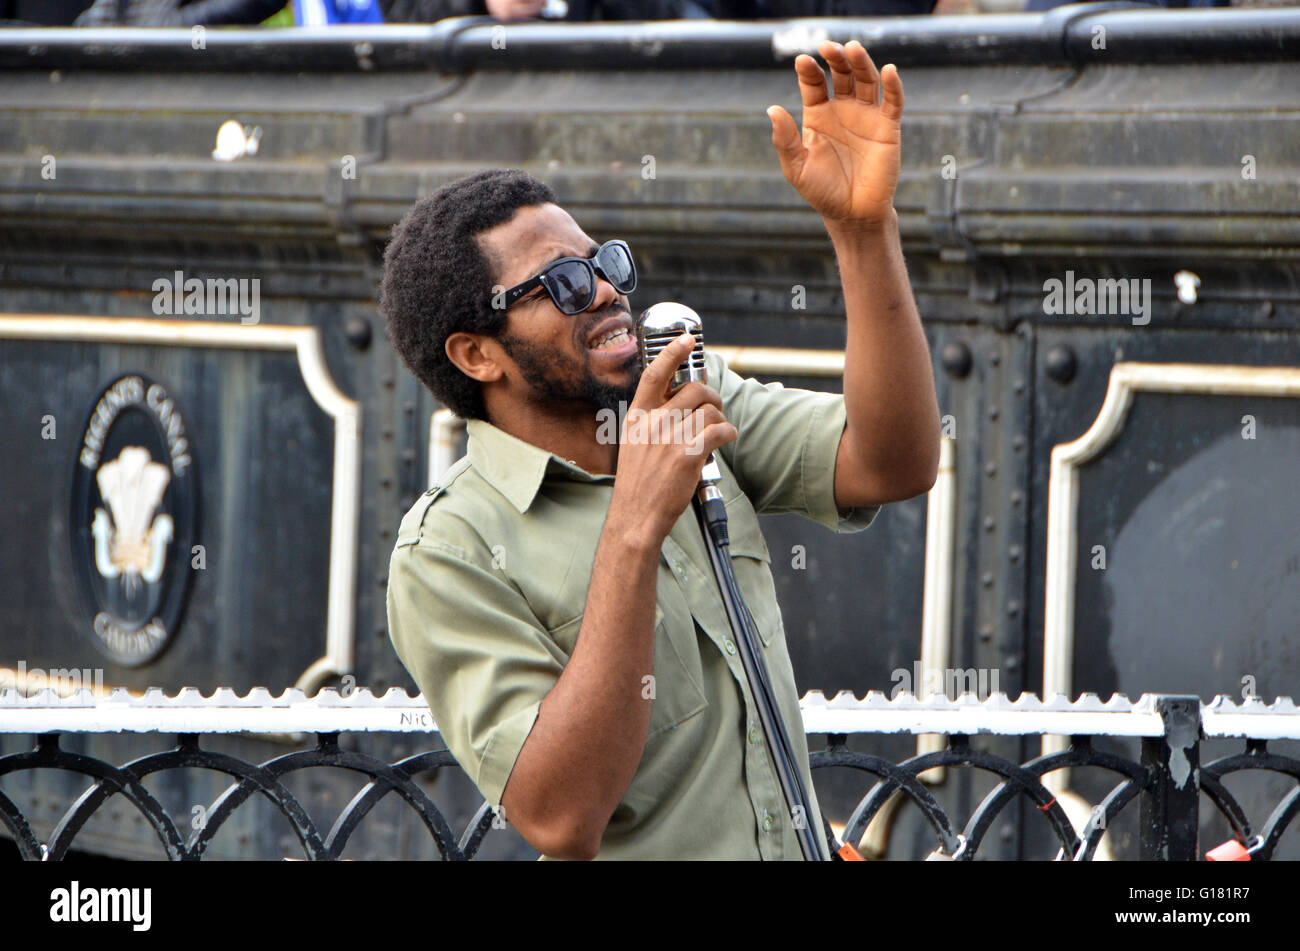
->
<box><xmin>578</xmin><ymin>305</ymin><xmax>632</xmax><ymax>343</ymax></box>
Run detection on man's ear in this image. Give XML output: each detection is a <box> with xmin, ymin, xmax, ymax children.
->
<box><xmin>445</xmin><ymin>332</ymin><xmax>505</xmax><ymax>384</ymax></box>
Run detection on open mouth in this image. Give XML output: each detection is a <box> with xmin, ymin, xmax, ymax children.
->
<box><xmin>588</xmin><ymin>327</ymin><xmax>633</xmax><ymax>351</ymax></box>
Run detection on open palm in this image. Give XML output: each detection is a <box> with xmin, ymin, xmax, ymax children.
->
<box><xmin>768</xmin><ymin>41</ymin><xmax>903</xmax><ymax>228</ymax></box>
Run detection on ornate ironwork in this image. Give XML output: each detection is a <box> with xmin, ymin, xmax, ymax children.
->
<box><xmin>1</xmin><ymin>688</ymin><xmax>1296</xmax><ymax>860</ymax></box>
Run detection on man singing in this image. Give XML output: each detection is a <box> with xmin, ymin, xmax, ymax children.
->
<box><xmin>382</xmin><ymin>41</ymin><xmax>939</xmax><ymax>860</ymax></box>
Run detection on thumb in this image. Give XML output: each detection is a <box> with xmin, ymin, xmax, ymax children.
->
<box><xmin>766</xmin><ymin>105</ymin><xmax>805</xmax><ymax>183</ymax></box>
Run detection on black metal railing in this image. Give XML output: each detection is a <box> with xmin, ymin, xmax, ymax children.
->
<box><xmin>1</xmin><ymin>690</ymin><xmax>1296</xmax><ymax>860</ymax></box>
<box><xmin>812</xmin><ymin>695</ymin><xmax>1300</xmax><ymax>861</ymax></box>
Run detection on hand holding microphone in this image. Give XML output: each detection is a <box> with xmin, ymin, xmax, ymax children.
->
<box><xmin>605</xmin><ymin>305</ymin><xmax>736</xmax><ymax>552</ymax></box>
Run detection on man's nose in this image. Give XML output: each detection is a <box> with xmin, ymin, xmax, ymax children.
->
<box><xmin>586</xmin><ymin>269</ymin><xmax>623</xmax><ymax>312</ymax></box>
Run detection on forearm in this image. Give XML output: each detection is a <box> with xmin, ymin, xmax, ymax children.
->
<box><xmin>501</xmin><ymin>505</ymin><xmax>660</xmax><ymax>859</ymax></box>
<box><xmin>828</xmin><ymin>208</ymin><xmax>940</xmax><ymax>500</ymax></box>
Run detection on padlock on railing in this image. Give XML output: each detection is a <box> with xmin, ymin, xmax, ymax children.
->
<box><xmin>925</xmin><ymin>834</ymin><xmax>966</xmax><ymax>861</ymax></box>
<box><xmin>1206</xmin><ymin>835</ymin><xmax>1263</xmax><ymax>861</ymax></box>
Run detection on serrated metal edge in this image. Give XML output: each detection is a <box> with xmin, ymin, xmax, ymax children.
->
<box><xmin>0</xmin><ymin>688</ymin><xmax>1295</xmax><ymax>710</ymax></box>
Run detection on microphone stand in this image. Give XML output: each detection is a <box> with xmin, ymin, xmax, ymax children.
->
<box><xmin>693</xmin><ymin>481</ymin><xmax>825</xmax><ymax>862</ymax></box>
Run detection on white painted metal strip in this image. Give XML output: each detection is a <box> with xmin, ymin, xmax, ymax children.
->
<box><xmin>4</xmin><ymin>689</ymin><xmax>1294</xmax><ymax>738</ymax></box>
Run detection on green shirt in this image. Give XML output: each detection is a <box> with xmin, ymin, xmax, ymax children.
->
<box><xmin>386</xmin><ymin>350</ymin><xmax>879</xmax><ymax>860</ymax></box>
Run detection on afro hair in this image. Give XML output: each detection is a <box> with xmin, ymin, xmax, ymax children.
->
<box><xmin>380</xmin><ymin>169</ymin><xmax>557</xmax><ymax>420</ymax></box>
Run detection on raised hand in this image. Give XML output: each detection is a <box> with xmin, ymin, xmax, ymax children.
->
<box><xmin>767</xmin><ymin>40</ymin><xmax>904</xmax><ymax>229</ymax></box>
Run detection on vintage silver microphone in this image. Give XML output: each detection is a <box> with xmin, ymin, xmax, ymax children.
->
<box><xmin>634</xmin><ymin>302</ymin><xmax>723</xmax><ymax>508</ymax></box>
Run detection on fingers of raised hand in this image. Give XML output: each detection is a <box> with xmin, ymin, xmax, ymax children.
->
<box><xmin>880</xmin><ymin>63</ymin><xmax>904</xmax><ymax>122</ymax></box>
<box><xmin>845</xmin><ymin>40</ymin><xmax>881</xmax><ymax>105</ymax></box>
<box><xmin>814</xmin><ymin>40</ymin><xmax>890</xmax><ymax>110</ymax></box>
<box><xmin>819</xmin><ymin>41</ymin><xmax>854</xmax><ymax>99</ymax></box>
<box><xmin>794</xmin><ymin>53</ymin><xmax>829</xmax><ymax>109</ymax></box>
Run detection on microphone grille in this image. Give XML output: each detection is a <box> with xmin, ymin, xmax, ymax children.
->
<box><xmin>636</xmin><ymin>302</ymin><xmax>707</xmax><ymax>386</ymax></box>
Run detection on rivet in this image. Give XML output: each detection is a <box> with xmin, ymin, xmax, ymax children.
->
<box><xmin>344</xmin><ymin>316</ymin><xmax>372</xmax><ymax>350</ymax></box>
<box><xmin>1045</xmin><ymin>345</ymin><xmax>1077</xmax><ymax>384</ymax></box>
<box><xmin>939</xmin><ymin>342</ymin><xmax>972</xmax><ymax>379</ymax></box>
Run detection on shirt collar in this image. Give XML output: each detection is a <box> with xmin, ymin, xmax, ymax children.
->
<box><xmin>466</xmin><ymin>417</ymin><xmax>609</xmax><ymax>514</ymax></box>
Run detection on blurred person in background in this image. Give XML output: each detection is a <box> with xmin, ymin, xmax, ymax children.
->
<box><xmin>382</xmin><ymin>0</ymin><xmax>712</xmax><ymax>19</ymax></box>
<box><xmin>381</xmin><ymin>0</ymin><xmax>935</xmax><ymax>19</ymax></box>
<box><xmin>1026</xmin><ymin>0</ymin><xmax>1229</xmax><ymax>7</ymax></box>
<box><xmin>293</xmin><ymin>0</ymin><xmax>384</xmax><ymax>23</ymax></box>
<box><xmin>715</xmin><ymin>0</ymin><xmax>936</xmax><ymax>13</ymax></box>
<box><xmin>72</xmin><ymin>0</ymin><xmax>290</xmax><ymax>26</ymax></box>
<box><xmin>0</xmin><ymin>0</ymin><xmax>93</xmax><ymax>24</ymax></box>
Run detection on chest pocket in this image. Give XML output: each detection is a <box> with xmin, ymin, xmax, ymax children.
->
<box><xmin>723</xmin><ymin>490</ymin><xmax>782</xmax><ymax>650</ymax></box>
<box><xmin>544</xmin><ymin>604</ymin><xmax>707</xmax><ymax>739</ymax></box>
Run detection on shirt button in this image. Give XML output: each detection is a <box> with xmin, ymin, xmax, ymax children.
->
<box><xmin>724</xmin><ymin>640</ymin><xmax>737</xmax><ymax>655</ymax></box>
<box><xmin>762</xmin><ymin>812</ymin><xmax>775</xmax><ymax>832</ymax></box>
<box><xmin>748</xmin><ymin>727</ymin><xmax>759</xmax><ymax>745</ymax></box>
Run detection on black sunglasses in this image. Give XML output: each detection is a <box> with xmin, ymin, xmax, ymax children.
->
<box><xmin>502</xmin><ymin>239</ymin><xmax>636</xmax><ymax>315</ymax></box>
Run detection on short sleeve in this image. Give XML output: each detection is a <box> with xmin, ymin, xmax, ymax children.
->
<box><xmin>709</xmin><ymin>349</ymin><xmax>880</xmax><ymax>534</ymax></box>
<box><xmin>386</xmin><ymin>526</ymin><xmax>565</xmax><ymax>809</ymax></box>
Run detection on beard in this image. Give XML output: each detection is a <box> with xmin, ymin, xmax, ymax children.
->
<box><xmin>498</xmin><ymin>328</ymin><xmax>642</xmax><ymax>415</ymax></box>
